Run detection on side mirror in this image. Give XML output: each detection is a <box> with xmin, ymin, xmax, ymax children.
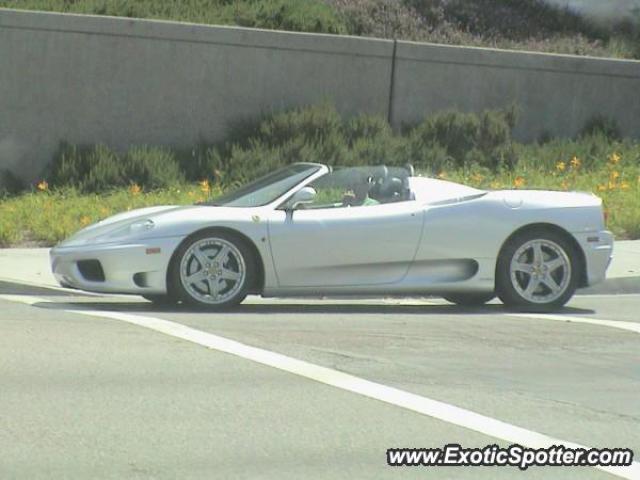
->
<box><xmin>287</xmin><ymin>186</ymin><xmax>316</xmax><ymax>210</ymax></box>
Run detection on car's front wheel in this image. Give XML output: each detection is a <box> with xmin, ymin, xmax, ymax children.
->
<box><xmin>170</xmin><ymin>231</ymin><xmax>254</xmax><ymax>309</ymax></box>
<box><xmin>496</xmin><ymin>229</ymin><xmax>579</xmax><ymax>311</ymax></box>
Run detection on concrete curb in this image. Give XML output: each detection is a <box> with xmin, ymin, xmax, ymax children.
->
<box><xmin>579</xmin><ymin>277</ymin><xmax>640</xmax><ymax>295</ymax></box>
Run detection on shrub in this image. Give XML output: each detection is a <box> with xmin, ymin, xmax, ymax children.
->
<box><xmin>0</xmin><ymin>169</ymin><xmax>25</xmax><ymax>197</ymax></box>
<box><xmin>0</xmin><ymin>0</ymin><xmax>347</xmax><ymax>34</ymax></box>
<box><xmin>48</xmin><ymin>143</ymin><xmax>183</xmax><ymax>192</ymax></box>
<box><xmin>38</xmin><ymin>104</ymin><xmax>522</xmax><ymax>190</ymax></box>
<box><xmin>406</xmin><ymin>106</ymin><xmax>517</xmax><ymax>169</ymax></box>
<box><xmin>579</xmin><ymin>114</ymin><xmax>622</xmax><ymax>141</ymax></box>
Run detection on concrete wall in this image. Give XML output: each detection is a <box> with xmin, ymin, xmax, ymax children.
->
<box><xmin>0</xmin><ymin>9</ymin><xmax>393</xmax><ymax>181</ymax></box>
<box><xmin>391</xmin><ymin>41</ymin><xmax>640</xmax><ymax>141</ymax></box>
<box><xmin>1</xmin><ymin>8</ymin><xmax>639</xmax><ymax>182</ymax></box>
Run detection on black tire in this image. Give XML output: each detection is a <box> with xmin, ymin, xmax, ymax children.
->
<box><xmin>496</xmin><ymin>228</ymin><xmax>579</xmax><ymax>312</ymax></box>
<box><xmin>142</xmin><ymin>294</ymin><xmax>177</xmax><ymax>305</ymax></box>
<box><xmin>443</xmin><ymin>292</ymin><xmax>495</xmax><ymax>306</ymax></box>
<box><xmin>169</xmin><ymin>230</ymin><xmax>255</xmax><ymax>310</ymax></box>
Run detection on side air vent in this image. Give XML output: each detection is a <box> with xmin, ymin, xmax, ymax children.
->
<box><xmin>77</xmin><ymin>260</ymin><xmax>105</xmax><ymax>282</ymax></box>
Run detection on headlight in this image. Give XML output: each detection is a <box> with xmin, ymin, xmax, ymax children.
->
<box><xmin>128</xmin><ymin>219</ymin><xmax>155</xmax><ymax>235</ymax></box>
<box><xmin>91</xmin><ymin>219</ymin><xmax>155</xmax><ymax>242</ymax></box>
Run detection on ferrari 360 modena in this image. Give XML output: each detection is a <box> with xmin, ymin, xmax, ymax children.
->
<box><xmin>51</xmin><ymin>163</ymin><xmax>613</xmax><ymax>311</ymax></box>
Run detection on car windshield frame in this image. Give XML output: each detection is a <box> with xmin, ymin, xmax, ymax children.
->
<box><xmin>203</xmin><ymin>163</ymin><xmax>323</xmax><ymax>208</ymax></box>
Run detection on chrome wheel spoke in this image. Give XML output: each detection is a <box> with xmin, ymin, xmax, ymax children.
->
<box><xmin>510</xmin><ymin>238</ymin><xmax>571</xmax><ymax>304</ymax></box>
<box><xmin>214</xmin><ymin>245</ymin><xmax>230</xmax><ymax>263</ymax></box>
<box><xmin>193</xmin><ymin>248</ymin><xmax>210</xmax><ymax>268</ymax></box>
<box><xmin>220</xmin><ymin>268</ymin><xmax>241</xmax><ymax>281</ymax></box>
<box><xmin>205</xmin><ymin>278</ymin><xmax>220</xmax><ymax>297</ymax></box>
<box><xmin>523</xmin><ymin>276</ymin><xmax>540</xmax><ymax>297</ymax></box>
<box><xmin>180</xmin><ymin>237</ymin><xmax>246</xmax><ymax>305</ymax></box>
<box><xmin>545</xmin><ymin>257</ymin><xmax>564</xmax><ymax>272</ymax></box>
<box><xmin>540</xmin><ymin>275</ymin><xmax>561</xmax><ymax>293</ymax></box>
<box><xmin>532</xmin><ymin>242</ymin><xmax>544</xmax><ymax>264</ymax></box>
<box><xmin>186</xmin><ymin>269</ymin><xmax>207</xmax><ymax>283</ymax></box>
<box><xmin>514</xmin><ymin>262</ymin><xmax>534</xmax><ymax>274</ymax></box>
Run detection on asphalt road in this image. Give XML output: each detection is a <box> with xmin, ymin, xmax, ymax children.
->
<box><xmin>1</xmin><ymin>282</ymin><xmax>639</xmax><ymax>480</ymax></box>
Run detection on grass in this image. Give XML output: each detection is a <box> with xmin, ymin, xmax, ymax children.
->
<box><xmin>0</xmin><ymin>182</ymin><xmax>221</xmax><ymax>247</ymax></box>
<box><xmin>1</xmin><ymin>0</ymin><xmax>638</xmax><ymax>59</ymax></box>
<box><xmin>1</xmin><ymin>149</ymin><xmax>637</xmax><ymax>247</ymax></box>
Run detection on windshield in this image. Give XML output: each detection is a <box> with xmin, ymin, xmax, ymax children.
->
<box><xmin>204</xmin><ymin>163</ymin><xmax>322</xmax><ymax>207</ymax></box>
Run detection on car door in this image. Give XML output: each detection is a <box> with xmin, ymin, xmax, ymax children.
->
<box><xmin>267</xmin><ymin>202</ymin><xmax>425</xmax><ymax>287</ymax></box>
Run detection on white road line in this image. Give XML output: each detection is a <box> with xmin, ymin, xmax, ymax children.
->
<box><xmin>507</xmin><ymin>313</ymin><xmax>640</xmax><ymax>335</ymax></box>
<box><xmin>1</xmin><ymin>293</ymin><xmax>639</xmax><ymax>479</ymax></box>
<box><xmin>382</xmin><ymin>298</ymin><xmax>640</xmax><ymax>335</ymax></box>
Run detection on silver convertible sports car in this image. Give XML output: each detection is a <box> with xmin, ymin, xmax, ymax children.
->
<box><xmin>51</xmin><ymin>163</ymin><xmax>613</xmax><ymax>311</ymax></box>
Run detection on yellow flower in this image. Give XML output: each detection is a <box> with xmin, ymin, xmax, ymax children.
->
<box><xmin>490</xmin><ymin>181</ymin><xmax>501</xmax><ymax>189</ymax></box>
<box><xmin>610</xmin><ymin>170</ymin><xmax>620</xmax><ymax>181</ymax></box>
<box><xmin>437</xmin><ymin>171</ymin><xmax>447</xmax><ymax>179</ymax></box>
<box><xmin>79</xmin><ymin>215</ymin><xmax>91</xmax><ymax>226</ymax></box>
<box><xmin>513</xmin><ymin>176</ymin><xmax>525</xmax><ymax>188</ymax></box>
<box><xmin>129</xmin><ymin>183</ymin><xmax>142</xmax><ymax>196</ymax></box>
<box><xmin>187</xmin><ymin>191</ymin><xmax>195</xmax><ymax>198</ymax></box>
<box><xmin>608</xmin><ymin>181</ymin><xmax>617</xmax><ymax>190</ymax></box>
<box><xmin>608</xmin><ymin>152</ymin><xmax>621</xmax><ymax>165</ymax></box>
<box><xmin>620</xmin><ymin>181</ymin><xmax>630</xmax><ymax>190</ymax></box>
<box><xmin>199</xmin><ymin>179</ymin><xmax>210</xmax><ymax>194</ymax></box>
<box><xmin>36</xmin><ymin>180</ymin><xmax>49</xmax><ymax>192</ymax></box>
<box><xmin>597</xmin><ymin>184</ymin><xmax>607</xmax><ymax>192</ymax></box>
<box><xmin>561</xmin><ymin>180</ymin><xmax>569</xmax><ymax>190</ymax></box>
<box><xmin>471</xmin><ymin>173</ymin><xmax>483</xmax><ymax>183</ymax></box>
<box><xmin>569</xmin><ymin>156</ymin><xmax>581</xmax><ymax>169</ymax></box>
<box><xmin>555</xmin><ymin>161</ymin><xmax>566</xmax><ymax>172</ymax></box>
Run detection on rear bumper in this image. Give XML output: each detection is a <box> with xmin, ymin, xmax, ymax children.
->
<box><xmin>50</xmin><ymin>236</ymin><xmax>183</xmax><ymax>294</ymax></box>
<box><xmin>573</xmin><ymin>230</ymin><xmax>614</xmax><ymax>287</ymax></box>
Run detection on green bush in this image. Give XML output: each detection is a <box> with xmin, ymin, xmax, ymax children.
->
<box><xmin>48</xmin><ymin>143</ymin><xmax>184</xmax><ymax>192</ymax></box>
<box><xmin>0</xmin><ymin>169</ymin><xmax>25</xmax><ymax>197</ymax></box>
<box><xmin>38</xmin><ymin>104</ymin><xmax>523</xmax><ymax>190</ymax></box>
<box><xmin>0</xmin><ymin>0</ymin><xmax>347</xmax><ymax>34</ymax></box>
<box><xmin>579</xmin><ymin>114</ymin><xmax>622</xmax><ymax>141</ymax></box>
<box><xmin>406</xmin><ymin>106</ymin><xmax>517</xmax><ymax>170</ymax></box>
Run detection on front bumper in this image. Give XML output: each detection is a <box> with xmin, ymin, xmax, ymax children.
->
<box><xmin>50</xmin><ymin>236</ymin><xmax>184</xmax><ymax>294</ymax></box>
<box><xmin>573</xmin><ymin>230</ymin><xmax>614</xmax><ymax>287</ymax></box>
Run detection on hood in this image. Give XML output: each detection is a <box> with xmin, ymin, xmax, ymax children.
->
<box><xmin>56</xmin><ymin>204</ymin><xmax>264</xmax><ymax>248</ymax></box>
<box><xmin>57</xmin><ymin>205</ymin><xmax>181</xmax><ymax>247</ymax></box>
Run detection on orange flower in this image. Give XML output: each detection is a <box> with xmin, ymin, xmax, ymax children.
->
<box><xmin>199</xmin><ymin>179</ymin><xmax>210</xmax><ymax>194</ymax></box>
<box><xmin>608</xmin><ymin>152</ymin><xmax>621</xmax><ymax>165</ymax></box>
<box><xmin>129</xmin><ymin>183</ymin><xmax>142</xmax><ymax>196</ymax></box>
<box><xmin>569</xmin><ymin>156</ymin><xmax>581</xmax><ymax>169</ymax></box>
<box><xmin>471</xmin><ymin>173</ymin><xmax>483</xmax><ymax>183</ymax></box>
<box><xmin>36</xmin><ymin>180</ymin><xmax>49</xmax><ymax>192</ymax></box>
<box><xmin>555</xmin><ymin>161</ymin><xmax>566</xmax><ymax>172</ymax></box>
<box><xmin>513</xmin><ymin>176</ymin><xmax>525</xmax><ymax>188</ymax></box>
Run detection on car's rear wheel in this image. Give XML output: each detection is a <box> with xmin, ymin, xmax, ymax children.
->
<box><xmin>170</xmin><ymin>231</ymin><xmax>254</xmax><ymax>310</ymax></box>
<box><xmin>496</xmin><ymin>229</ymin><xmax>578</xmax><ymax>311</ymax></box>
<box><xmin>443</xmin><ymin>292</ymin><xmax>495</xmax><ymax>306</ymax></box>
